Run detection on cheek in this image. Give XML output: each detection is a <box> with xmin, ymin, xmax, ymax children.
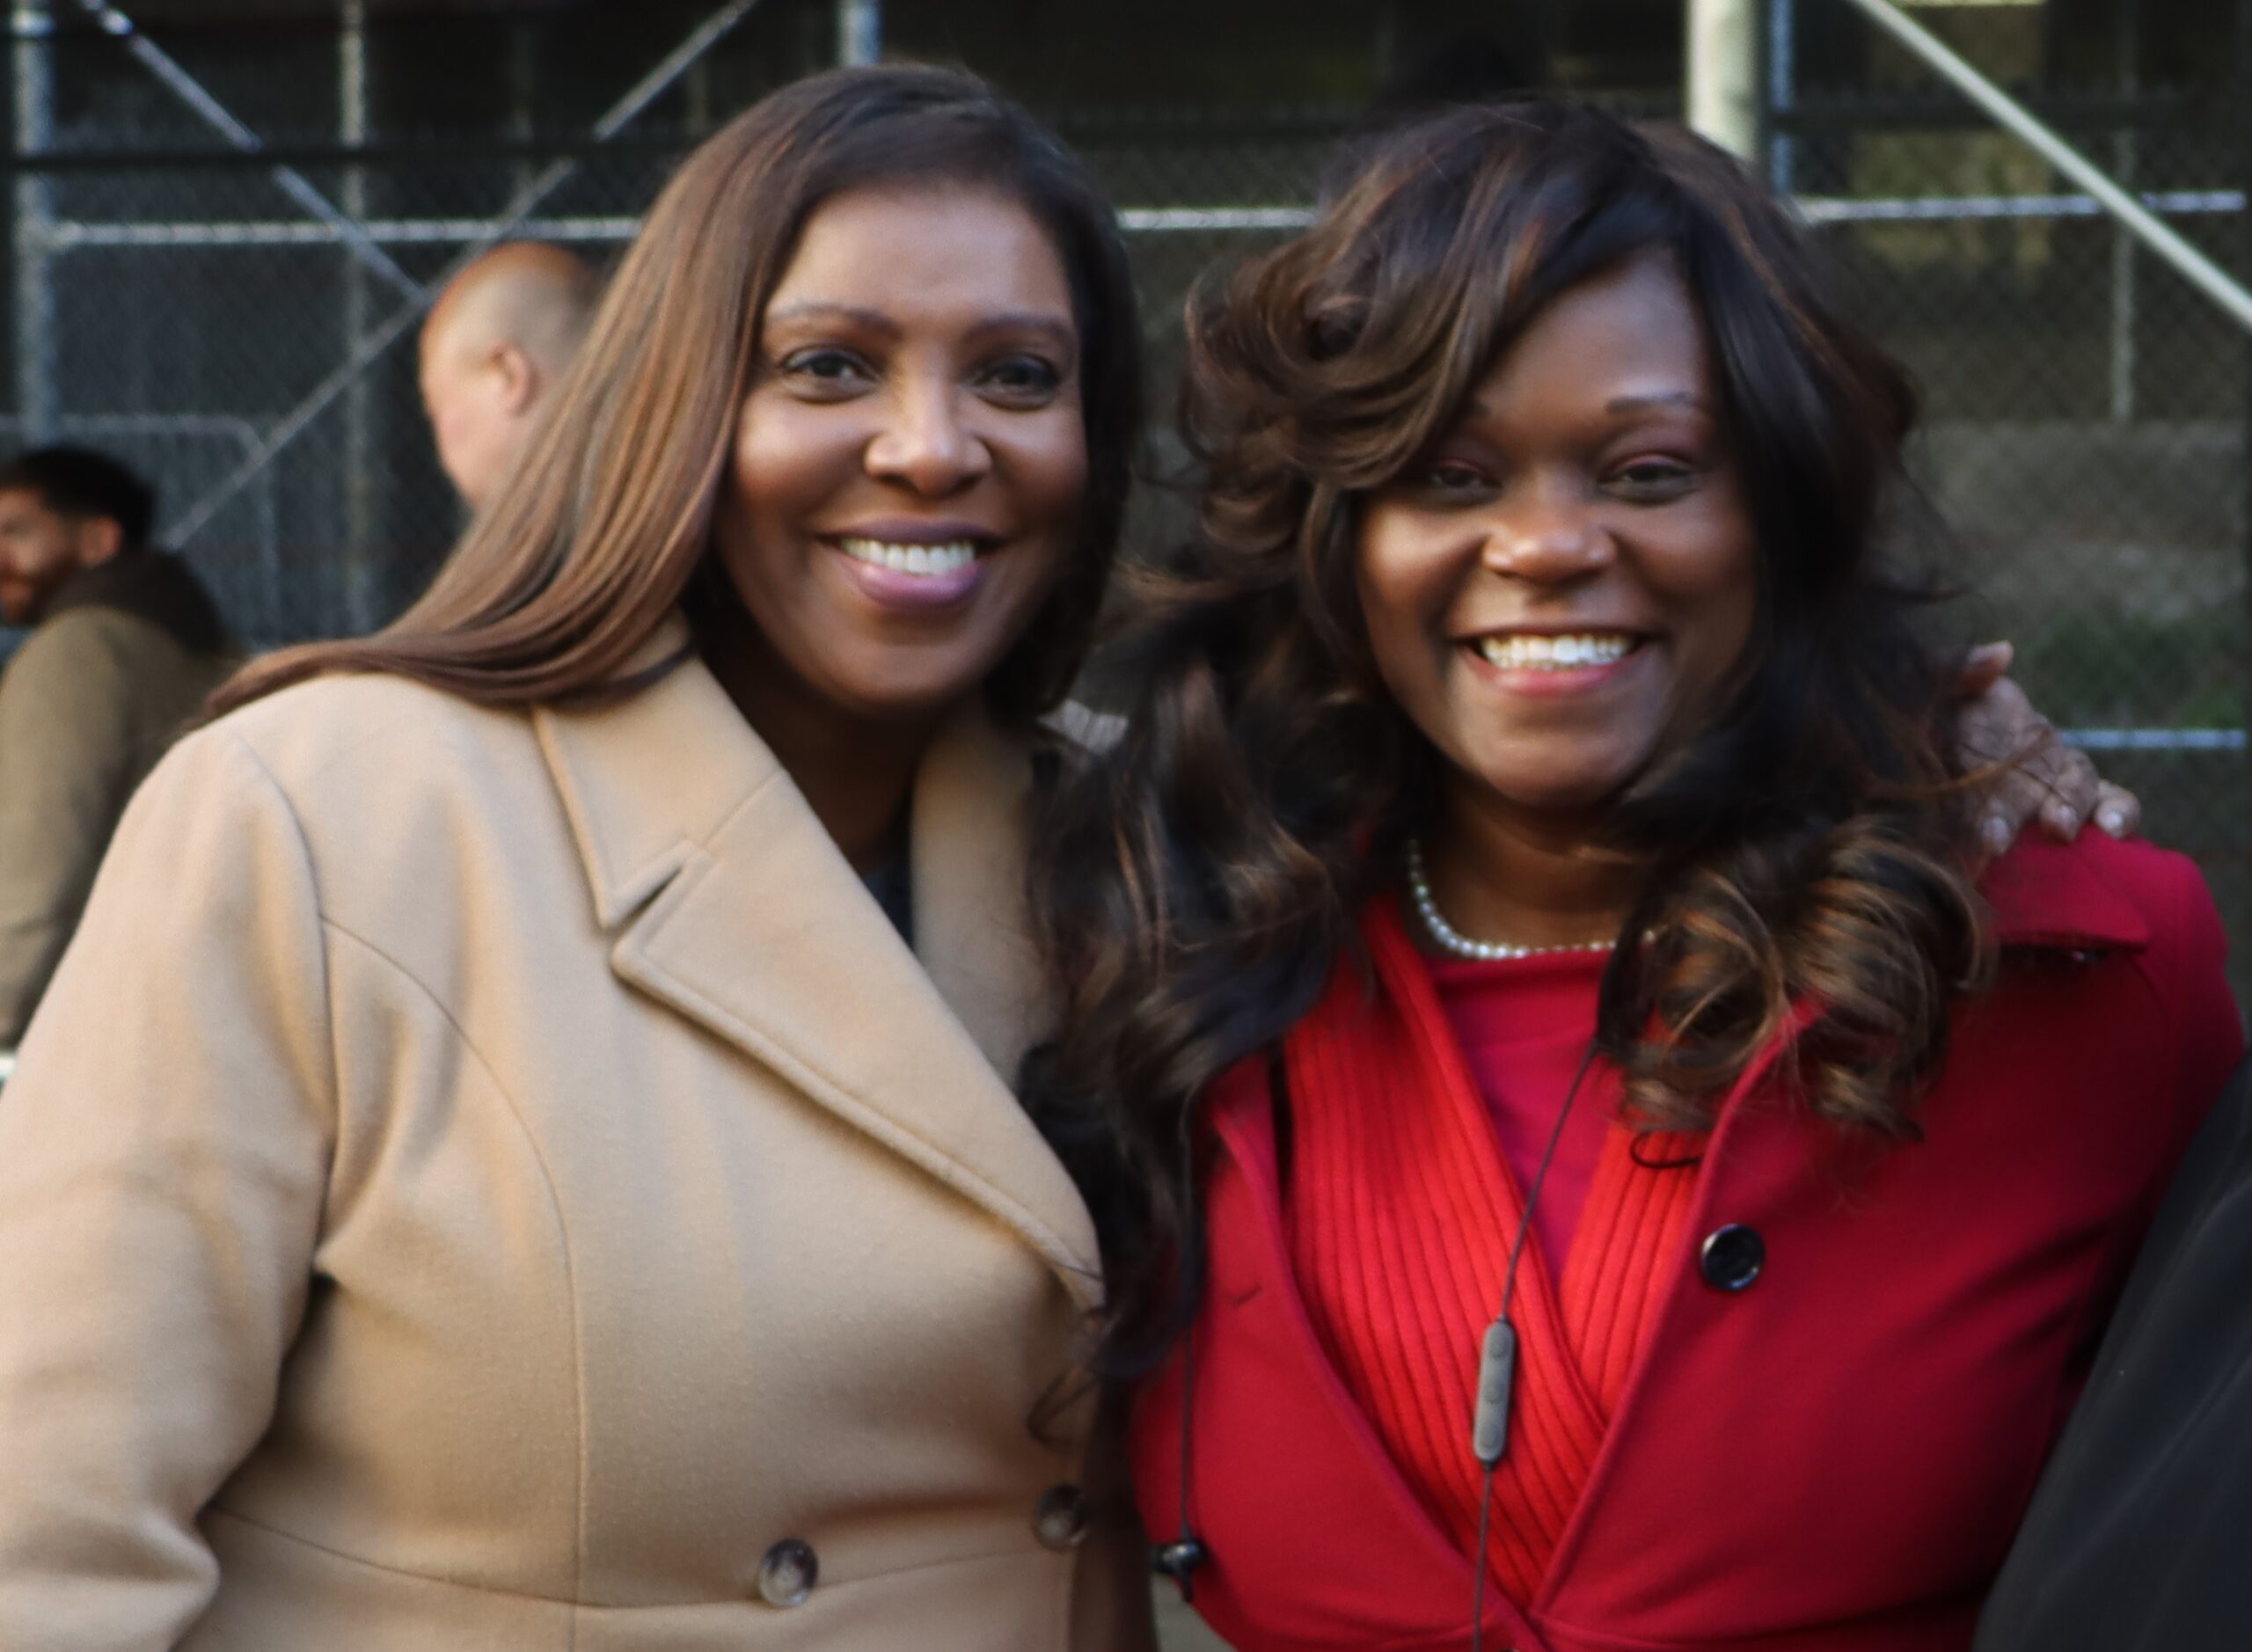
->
<box><xmin>1354</xmin><ymin>519</ymin><xmax>1452</xmax><ymax>694</ymax></box>
<box><xmin>1672</xmin><ymin>533</ymin><xmax>1760</xmax><ymax>683</ymax></box>
<box><xmin>728</xmin><ymin>399</ymin><xmax>849</xmax><ymax>528</ymax></box>
<box><xmin>437</xmin><ymin>401</ymin><xmax>489</xmax><ymax>462</ymax></box>
<box><xmin>1009</xmin><ymin>413</ymin><xmax>1092</xmax><ymax>549</ymax></box>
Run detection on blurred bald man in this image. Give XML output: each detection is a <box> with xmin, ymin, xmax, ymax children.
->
<box><xmin>417</xmin><ymin>241</ymin><xmax>601</xmax><ymax>510</ymax></box>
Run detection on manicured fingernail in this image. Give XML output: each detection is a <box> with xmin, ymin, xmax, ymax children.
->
<box><xmin>1981</xmin><ymin>815</ymin><xmax>2012</xmax><ymax>855</ymax></box>
<box><xmin>2044</xmin><ymin>802</ymin><xmax>2076</xmax><ymax>835</ymax></box>
<box><xmin>2097</xmin><ymin>806</ymin><xmax>2126</xmax><ymax>836</ymax></box>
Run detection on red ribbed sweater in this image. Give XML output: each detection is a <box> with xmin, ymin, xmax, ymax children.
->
<box><xmin>1284</xmin><ymin>901</ymin><xmax>1707</xmax><ymax>1604</ymax></box>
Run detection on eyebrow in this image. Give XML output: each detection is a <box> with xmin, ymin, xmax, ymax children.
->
<box><xmin>762</xmin><ymin>301</ymin><xmax>1078</xmax><ymax>355</ymax></box>
<box><xmin>1605</xmin><ymin>391</ymin><xmax>1709</xmax><ymax>415</ymax></box>
<box><xmin>764</xmin><ymin>301</ymin><xmax>897</xmax><ymax>334</ymax></box>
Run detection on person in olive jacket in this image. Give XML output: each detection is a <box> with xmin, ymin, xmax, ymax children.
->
<box><xmin>0</xmin><ymin>446</ymin><xmax>234</xmax><ymax>1052</ymax></box>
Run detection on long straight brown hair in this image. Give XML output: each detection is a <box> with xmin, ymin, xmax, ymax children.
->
<box><xmin>214</xmin><ymin>64</ymin><xmax>1144</xmax><ymax>725</ymax></box>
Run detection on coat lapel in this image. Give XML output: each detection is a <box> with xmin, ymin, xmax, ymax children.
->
<box><xmin>532</xmin><ymin>632</ymin><xmax>1102</xmax><ymax>1312</ymax></box>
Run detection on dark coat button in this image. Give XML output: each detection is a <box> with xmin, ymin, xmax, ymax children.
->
<box><xmin>1034</xmin><ymin>1484</ymin><xmax>1091</xmax><ymax>1550</ymax></box>
<box><xmin>1700</xmin><ymin>1224</ymin><xmax>1765</xmax><ymax>1291</ymax></box>
<box><xmin>756</xmin><ymin>1538</ymin><xmax>817</xmax><ymax>1607</ymax></box>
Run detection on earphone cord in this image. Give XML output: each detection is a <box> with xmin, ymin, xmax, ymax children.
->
<box><xmin>1174</xmin><ymin>1319</ymin><xmax>1197</xmax><ymax>1561</ymax></box>
<box><xmin>1470</xmin><ymin>1040</ymin><xmax>1600</xmax><ymax>1652</ymax></box>
<box><xmin>1172</xmin><ymin>1097</ymin><xmax>1202</xmax><ymax>1597</ymax></box>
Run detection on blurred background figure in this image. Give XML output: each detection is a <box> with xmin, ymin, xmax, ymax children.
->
<box><xmin>0</xmin><ymin>447</ymin><xmax>234</xmax><ymax>1055</ymax></box>
<box><xmin>417</xmin><ymin>242</ymin><xmax>601</xmax><ymax>510</ymax></box>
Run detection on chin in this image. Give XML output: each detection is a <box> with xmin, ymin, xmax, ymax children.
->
<box><xmin>1496</xmin><ymin>785</ymin><xmax>1621</xmax><ymax>819</ymax></box>
<box><xmin>1466</xmin><ymin>753</ymin><xmax>1639</xmax><ymax>815</ymax></box>
<box><xmin>829</xmin><ymin>634</ymin><xmax>1020</xmax><ymax>718</ymax></box>
<box><xmin>1459</xmin><ymin>724</ymin><xmax>1663</xmax><ymax>811</ymax></box>
<box><xmin>826</xmin><ymin>669</ymin><xmax>991</xmax><ymax>727</ymax></box>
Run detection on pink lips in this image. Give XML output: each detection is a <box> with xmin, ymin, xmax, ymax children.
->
<box><xmin>830</xmin><ymin>545</ymin><xmax>989</xmax><ymax>610</ymax></box>
<box><xmin>1461</xmin><ymin>638</ymin><xmax>1648</xmax><ymax>699</ymax></box>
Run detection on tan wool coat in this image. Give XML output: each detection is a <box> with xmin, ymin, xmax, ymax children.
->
<box><xmin>0</xmin><ymin>634</ymin><xmax>1154</xmax><ymax>1651</ymax></box>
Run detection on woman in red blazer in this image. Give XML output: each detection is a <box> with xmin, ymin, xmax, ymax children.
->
<box><xmin>1027</xmin><ymin>100</ymin><xmax>2241</xmax><ymax>1652</ymax></box>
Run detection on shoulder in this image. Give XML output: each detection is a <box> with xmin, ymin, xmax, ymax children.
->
<box><xmin>1981</xmin><ymin>831</ymin><xmax>2219</xmax><ymax>960</ymax></box>
<box><xmin>1979</xmin><ymin>832</ymin><xmax>2241</xmax><ymax>1118</ymax></box>
<box><xmin>3</xmin><ymin>608</ymin><xmax>222</xmax><ymax>714</ymax></box>
<box><xmin>3</xmin><ymin>606</ymin><xmax>157</xmax><ymax>679</ymax></box>
<box><xmin>0</xmin><ymin>614</ymin><xmax>170</xmax><ymax>747</ymax></box>
<box><xmin>135</xmin><ymin>672</ymin><xmax>587</xmax><ymax>947</ymax></box>
<box><xmin>154</xmin><ymin>671</ymin><xmax>552</xmax><ymax>861</ymax></box>
<box><xmin>206</xmin><ymin>669</ymin><xmax>535</xmax><ymax>789</ymax></box>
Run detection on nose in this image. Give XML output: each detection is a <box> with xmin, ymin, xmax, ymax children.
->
<box><xmin>1481</xmin><ymin>486</ymin><xmax>1612</xmax><ymax>584</ymax></box>
<box><xmin>865</xmin><ymin>376</ymin><xmax>991</xmax><ymax>497</ymax></box>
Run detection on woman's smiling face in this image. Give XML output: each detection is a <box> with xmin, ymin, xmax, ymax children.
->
<box><xmin>1356</xmin><ymin>251</ymin><xmax>1759</xmax><ymax>826</ymax></box>
<box><xmin>712</xmin><ymin>181</ymin><xmax>1089</xmax><ymax>724</ymax></box>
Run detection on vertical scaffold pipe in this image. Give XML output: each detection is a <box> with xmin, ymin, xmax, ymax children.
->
<box><xmin>1688</xmin><ymin>0</ymin><xmax>1760</xmax><ymax>162</ymax></box>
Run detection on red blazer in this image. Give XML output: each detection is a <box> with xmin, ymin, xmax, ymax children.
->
<box><xmin>1130</xmin><ymin>835</ymin><xmax>2242</xmax><ymax>1652</ymax></box>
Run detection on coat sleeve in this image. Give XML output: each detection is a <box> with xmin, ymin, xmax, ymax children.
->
<box><xmin>0</xmin><ymin>723</ymin><xmax>336</xmax><ymax>1650</ymax></box>
<box><xmin>2154</xmin><ymin>853</ymin><xmax>2245</xmax><ymax>1174</ymax></box>
<box><xmin>0</xmin><ymin>610</ymin><xmax>165</xmax><ymax>1046</ymax></box>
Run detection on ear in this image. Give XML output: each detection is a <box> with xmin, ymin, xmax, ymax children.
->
<box><xmin>76</xmin><ymin>515</ymin><xmax>125</xmax><ymax>567</ymax></box>
<box><xmin>492</xmin><ymin>344</ymin><xmax>541</xmax><ymax>416</ymax></box>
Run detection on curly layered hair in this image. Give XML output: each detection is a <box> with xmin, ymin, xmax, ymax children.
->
<box><xmin>1024</xmin><ymin>99</ymin><xmax>1992</xmax><ymax>1367</ymax></box>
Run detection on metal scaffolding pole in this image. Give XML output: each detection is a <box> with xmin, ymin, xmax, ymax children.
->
<box><xmin>1767</xmin><ymin>0</ymin><xmax>1797</xmax><ymax>194</ymax></box>
<box><xmin>2237</xmin><ymin>0</ymin><xmax>2252</xmax><ymax>765</ymax></box>
<box><xmin>25</xmin><ymin>191</ymin><xmax>2244</xmax><ymax>250</ymax></box>
<box><xmin>164</xmin><ymin>0</ymin><xmax>764</xmax><ymax>548</ymax></box>
<box><xmin>836</xmin><ymin>0</ymin><xmax>879</xmax><ymax>67</ymax></box>
<box><xmin>2107</xmin><ymin>3</ymin><xmax>2138</xmax><ymax>423</ymax></box>
<box><xmin>339</xmin><ymin>0</ymin><xmax>376</xmax><ymax>627</ymax></box>
<box><xmin>1688</xmin><ymin>0</ymin><xmax>1759</xmax><ymax>161</ymax></box>
<box><xmin>11</xmin><ymin>0</ymin><xmax>57</xmax><ymax>440</ymax></box>
<box><xmin>65</xmin><ymin>0</ymin><xmax>421</xmax><ymax>300</ymax></box>
<box><xmin>1836</xmin><ymin>0</ymin><xmax>2252</xmax><ymax>336</ymax></box>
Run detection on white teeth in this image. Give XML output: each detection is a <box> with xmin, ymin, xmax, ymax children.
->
<box><xmin>1474</xmin><ymin>632</ymin><xmax>1635</xmax><ymax>670</ymax></box>
<box><xmin>837</xmin><ymin>537</ymin><xmax>979</xmax><ymax>576</ymax></box>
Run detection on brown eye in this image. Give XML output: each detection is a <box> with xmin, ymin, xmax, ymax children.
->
<box><xmin>1611</xmin><ymin>460</ymin><xmax>1697</xmax><ymax>501</ymax></box>
<box><xmin>978</xmin><ymin>355</ymin><xmax>1063</xmax><ymax>400</ymax></box>
<box><xmin>779</xmin><ymin>347</ymin><xmax>872</xmax><ymax>387</ymax></box>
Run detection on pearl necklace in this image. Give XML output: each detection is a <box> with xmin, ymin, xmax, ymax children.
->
<box><xmin>1403</xmin><ymin>837</ymin><xmax>1619</xmax><ymax>961</ymax></box>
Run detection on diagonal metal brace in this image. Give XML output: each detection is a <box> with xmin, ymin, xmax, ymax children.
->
<box><xmin>63</xmin><ymin>0</ymin><xmax>423</xmax><ymax>300</ymax></box>
<box><xmin>164</xmin><ymin>0</ymin><xmax>764</xmax><ymax>548</ymax></box>
<box><xmin>1835</xmin><ymin>0</ymin><xmax>2252</xmax><ymax>336</ymax></box>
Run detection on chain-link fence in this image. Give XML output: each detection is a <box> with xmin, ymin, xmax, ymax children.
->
<box><xmin>1773</xmin><ymin>69</ymin><xmax>2249</xmax><ymax>996</ymax></box>
<box><xmin>3</xmin><ymin>0</ymin><xmax>838</xmax><ymax>642</ymax></box>
<box><xmin>4</xmin><ymin>1</ymin><xmax>2248</xmax><ymax>990</ymax></box>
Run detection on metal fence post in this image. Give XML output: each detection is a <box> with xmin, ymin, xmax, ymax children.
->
<box><xmin>340</xmin><ymin>0</ymin><xmax>376</xmax><ymax>630</ymax></box>
<box><xmin>1688</xmin><ymin>0</ymin><xmax>1759</xmax><ymax>161</ymax></box>
<box><xmin>2108</xmin><ymin>6</ymin><xmax>2137</xmax><ymax>424</ymax></box>
<box><xmin>836</xmin><ymin>0</ymin><xmax>878</xmax><ymax>68</ymax></box>
<box><xmin>2238</xmin><ymin>0</ymin><xmax>2252</xmax><ymax>759</ymax></box>
<box><xmin>1767</xmin><ymin>0</ymin><xmax>1796</xmax><ymax>194</ymax></box>
<box><xmin>11</xmin><ymin>0</ymin><xmax>56</xmax><ymax>442</ymax></box>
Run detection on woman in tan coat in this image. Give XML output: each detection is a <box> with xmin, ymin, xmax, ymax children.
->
<box><xmin>0</xmin><ymin>67</ymin><xmax>1152</xmax><ymax>1650</ymax></box>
